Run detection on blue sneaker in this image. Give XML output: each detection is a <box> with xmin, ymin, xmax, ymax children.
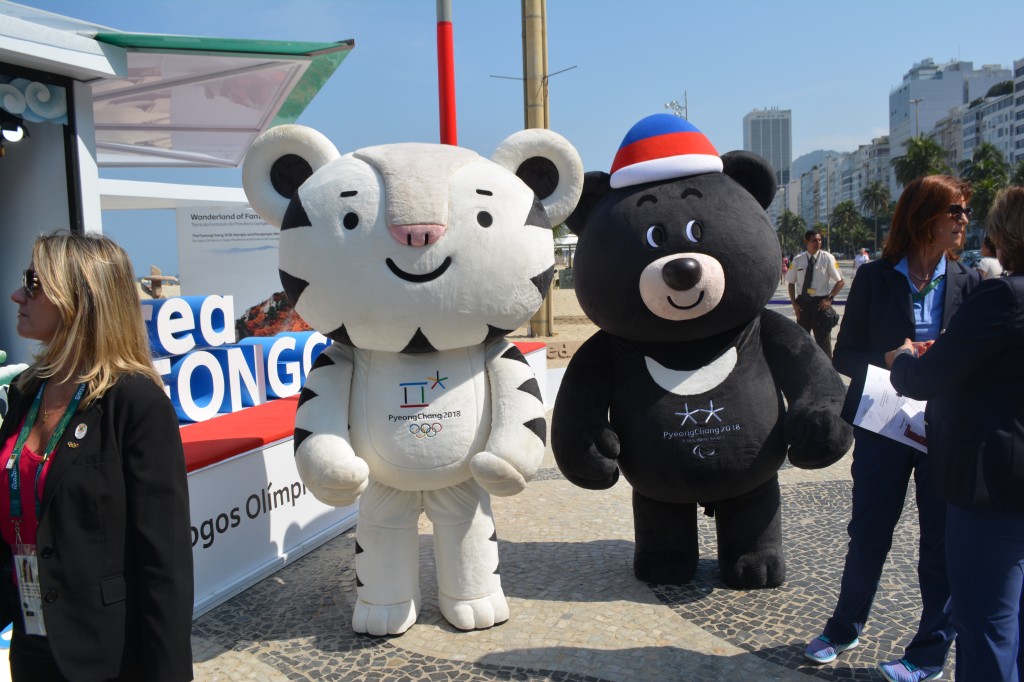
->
<box><xmin>878</xmin><ymin>659</ymin><xmax>943</xmax><ymax>682</ymax></box>
<box><xmin>803</xmin><ymin>634</ymin><xmax>859</xmax><ymax>664</ymax></box>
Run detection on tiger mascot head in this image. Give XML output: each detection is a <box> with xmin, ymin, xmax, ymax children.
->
<box><xmin>242</xmin><ymin>126</ymin><xmax>583</xmax><ymax>353</ymax></box>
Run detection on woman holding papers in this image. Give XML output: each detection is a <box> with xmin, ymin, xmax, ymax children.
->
<box><xmin>888</xmin><ymin>185</ymin><xmax>1024</xmax><ymax>682</ymax></box>
<box><xmin>804</xmin><ymin>175</ymin><xmax>980</xmax><ymax>682</ymax></box>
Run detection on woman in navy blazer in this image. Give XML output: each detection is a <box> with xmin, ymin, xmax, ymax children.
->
<box><xmin>888</xmin><ymin>185</ymin><xmax>1024</xmax><ymax>682</ymax></box>
<box><xmin>804</xmin><ymin>175</ymin><xmax>980</xmax><ymax>682</ymax></box>
<box><xmin>2</xmin><ymin>233</ymin><xmax>193</xmax><ymax>681</ymax></box>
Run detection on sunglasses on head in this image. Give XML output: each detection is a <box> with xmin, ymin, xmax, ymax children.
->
<box><xmin>22</xmin><ymin>268</ymin><xmax>40</xmax><ymax>298</ymax></box>
<box><xmin>948</xmin><ymin>205</ymin><xmax>973</xmax><ymax>220</ymax></box>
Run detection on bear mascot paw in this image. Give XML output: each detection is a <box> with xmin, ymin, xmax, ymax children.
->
<box><xmin>242</xmin><ymin>125</ymin><xmax>584</xmax><ymax>634</ymax></box>
<box><xmin>551</xmin><ymin>115</ymin><xmax>852</xmax><ymax>589</ymax></box>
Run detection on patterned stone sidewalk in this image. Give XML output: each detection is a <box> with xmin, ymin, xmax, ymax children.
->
<box><xmin>189</xmin><ymin>433</ymin><xmax>945</xmax><ymax>681</ymax></box>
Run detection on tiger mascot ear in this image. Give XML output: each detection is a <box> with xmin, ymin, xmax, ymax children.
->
<box><xmin>242</xmin><ymin>125</ymin><xmax>341</xmax><ymax>228</ymax></box>
<box><xmin>490</xmin><ymin>128</ymin><xmax>584</xmax><ymax>227</ymax></box>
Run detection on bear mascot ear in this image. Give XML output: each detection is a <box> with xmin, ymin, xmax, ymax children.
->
<box><xmin>721</xmin><ymin>150</ymin><xmax>778</xmax><ymax>211</ymax></box>
<box><xmin>242</xmin><ymin>124</ymin><xmax>341</xmax><ymax>228</ymax></box>
<box><xmin>564</xmin><ymin>171</ymin><xmax>612</xmax><ymax>236</ymax></box>
<box><xmin>490</xmin><ymin>128</ymin><xmax>584</xmax><ymax>227</ymax></box>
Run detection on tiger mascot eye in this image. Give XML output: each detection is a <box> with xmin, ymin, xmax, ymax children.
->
<box><xmin>242</xmin><ymin>125</ymin><xmax>583</xmax><ymax>636</ymax></box>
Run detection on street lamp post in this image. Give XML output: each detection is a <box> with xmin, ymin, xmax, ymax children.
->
<box><xmin>665</xmin><ymin>93</ymin><xmax>688</xmax><ymax>119</ymax></box>
<box><xmin>909</xmin><ymin>97</ymin><xmax>924</xmax><ymax>137</ymax></box>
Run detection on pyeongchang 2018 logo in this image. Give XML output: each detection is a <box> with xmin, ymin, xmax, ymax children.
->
<box><xmin>663</xmin><ymin>399</ymin><xmax>741</xmax><ymax>454</ymax></box>
<box><xmin>399</xmin><ymin>370</ymin><xmax>447</xmax><ymax>408</ymax></box>
<box><xmin>386</xmin><ymin>370</ymin><xmax>459</xmax><ymax>439</ymax></box>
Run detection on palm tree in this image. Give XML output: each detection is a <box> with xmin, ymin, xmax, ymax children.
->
<box><xmin>831</xmin><ymin>200</ymin><xmax>863</xmax><ymax>256</ymax></box>
<box><xmin>1012</xmin><ymin>159</ymin><xmax>1024</xmax><ymax>186</ymax></box>
<box><xmin>892</xmin><ymin>136</ymin><xmax>951</xmax><ymax>187</ymax></box>
<box><xmin>960</xmin><ymin>142</ymin><xmax>1010</xmax><ymax>225</ymax></box>
<box><xmin>859</xmin><ymin>180</ymin><xmax>890</xmax><ymax>252</ymax></box>
<box><xmin>776</xmin><ymin>210</ymin><xmax>806</xmax><ymax>256</ymax></box>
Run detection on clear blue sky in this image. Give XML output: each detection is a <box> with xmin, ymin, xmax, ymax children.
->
<box><xmin>25</xmin><ymin>0</ymin><xmax>1024</xmax><ymax>275</ymax></box>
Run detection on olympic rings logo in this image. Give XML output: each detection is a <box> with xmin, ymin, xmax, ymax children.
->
<box><xmin>409</xmin><ymin>423</ymin><xmax>443</xmax><ymax>439</ymax></box>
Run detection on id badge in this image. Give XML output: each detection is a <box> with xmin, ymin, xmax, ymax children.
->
<box><xmin>806</xmin><ymin>287</ymin><xmax>816</xmax><ymax>295</ymax></box>
<box><xmin>13</xmin><ymin>545</ymin><xmax>46</xmax><ymax>636</ymax></box>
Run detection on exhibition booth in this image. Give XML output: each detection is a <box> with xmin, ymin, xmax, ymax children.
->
<box><xmin>0</xmin><ymin>5</ymin><xmax>367</xmax><ymax>616</ymax></box>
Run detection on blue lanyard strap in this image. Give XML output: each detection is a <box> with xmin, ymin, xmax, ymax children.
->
<box><xmin>8</xmin><ymin>382</ymin><xmax>85</xmax><ymax>520</ymax></box>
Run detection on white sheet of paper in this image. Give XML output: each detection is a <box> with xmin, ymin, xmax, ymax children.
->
<box><xmin>852</xmin><ymin>364</ymin><xmax>928</xmax><ymax>453</ymax></box>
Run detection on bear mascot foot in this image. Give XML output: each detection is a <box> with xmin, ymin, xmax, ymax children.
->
<box><xmin>719</xmin><ymin>547</ymin><xmax>786</xmax><ymax>589</ymax></box>
<box><xmin>715</xmin><ymin>478</ymin><xmax>786</xmax><ymax>588</ymax></box>
<box><xmin>440</xmin><ymin>589</ymin><xmax>510</xmax><ymax>630</ymax></box>
<box><xmin>352</xmin><ymin>596</ymin><xmax>421</xmax><ymax>636</ymax></box>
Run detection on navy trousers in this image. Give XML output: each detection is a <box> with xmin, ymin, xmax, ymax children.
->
<box><xmin>946</xmin><ymin>503</ymin><xmax>1024</xmax><ymax>681</ymax></box>
<box><xmin>823</xmin><ymin>429</ymin><xmax>954</xmax><ymax>668</ymax></box>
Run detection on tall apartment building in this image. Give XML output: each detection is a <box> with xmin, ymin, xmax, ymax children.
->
<box><xmin>889</xmin><ymin>59</ymin><xmax>1011</xmax><ymax>162</ymax></box>
<box><xmin>933</xmin><ymin>107</ymin><xmax>966</xmax><ymax>168</ymax></box>
<box><xmin>743</xmin><ymin>107</ymin><xmax>792</xmax><ymax>186</ymax></box>
<box><xmin>963</xmin><ymin>92</ymin><xmax>1015</xmax><ymax>161</ymax></box>
<box><xmin>1014</xmin><ymin>57</ymin><xmax>1024</xmax><ymax>163</ymax></box>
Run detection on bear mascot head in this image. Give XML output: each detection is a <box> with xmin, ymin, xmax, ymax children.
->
<box><xmin>551</xmin><ymin>114</ymin><xmax>852</xmax><ymax>588</ymax></box>
<box><xmin>243</xmin><ymin>125</ymin><xmax>583</xmax><ymax>635</ymax></box>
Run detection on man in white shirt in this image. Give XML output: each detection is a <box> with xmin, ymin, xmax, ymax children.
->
<box><xmin>854</xmin><ymin>248</ymin><xmax>870</xmax><ymax>272</ymax></box>
<box><xmin>786</xmin><ymin>229</ymin><xmax>845</xmax><ymax>358</ymax></box>
<box><xmin>976</xmin><ymin>235</ymin><xmax>1003</xmax><ymax>280</ymax></box>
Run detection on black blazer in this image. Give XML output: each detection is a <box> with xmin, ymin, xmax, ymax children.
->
<box><xmin>0</xmin><ymin>374</ymin><xmax>194</xmax><ymax>681</ymax></box>
<box><xmin>833</xmin><ymin>257</ymin><xmax>980</xmax><ymax>422</ymax></box>
<box><xmin>891</xmin><ymin>274</ymin><xmax>1024</xmax><ymax>511</ymax></box>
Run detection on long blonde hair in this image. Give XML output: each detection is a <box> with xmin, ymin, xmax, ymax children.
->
<box><xmin>18</xmin><ymin>231</ymin><xmax>162</xmax><ymax>404</ymax></box>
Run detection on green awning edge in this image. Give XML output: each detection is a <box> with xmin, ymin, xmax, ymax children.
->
<box><xmin>271</xmin><ymin>48</ymin><xmax>351</xmax><ymax>127</ymax></box>
<box><xmin>94</xmin><ymin>33</ymin><xmax>354</xmax><ymax>58</ymax></box>
<box><xmin>93</xmin><ymin>33</ymin><xmax>354</xmax><ymax>127</ymax></box>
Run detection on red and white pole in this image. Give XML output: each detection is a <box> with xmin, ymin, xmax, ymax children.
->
<box><xmin>436</xmin><ymin>0</ymin><xmax>457</xmax><ymax>145</ymax></box>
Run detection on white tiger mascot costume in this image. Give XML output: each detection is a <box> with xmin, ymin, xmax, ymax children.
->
<box><xmin>242</xmin><ymin>126</ymin><xmax>583</xmax><ymax>636</ymax></box>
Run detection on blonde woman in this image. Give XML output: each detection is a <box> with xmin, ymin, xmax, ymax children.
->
<box><xmin>2</xmin><ymin>232</ymin><xmax>193</xmax><ymax>681</ymax></box>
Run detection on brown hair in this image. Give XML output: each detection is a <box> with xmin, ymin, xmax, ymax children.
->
<box><xmin>17</xmin><ymin>231</ymin><xmax>162</xmax><ymax>405</ymax></box>
<box><xmin>882</xmin><ymin>174</ymin><xmax>973</xmax><ymax>263</ymax></box>
<box><xmin>986</xmin><ymin>185</ymin><xmax>1024</xmax><ymax>273</ymax></box>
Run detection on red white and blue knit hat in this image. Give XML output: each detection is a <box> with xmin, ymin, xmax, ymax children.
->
<box><xmin>609</xmin><ymin>114</ymin><xmax>722</xmax><ymax>189</ymax></box>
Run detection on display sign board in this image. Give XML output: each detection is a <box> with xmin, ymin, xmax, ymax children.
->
<box><xmin>176</xmin><ymin>206</ymin><xmax>283</xmax><ymax>333</ymax></box>
<box><xmin>141</xmin><ymin>295</ymin><xmax>329</xmax><ymax>422</ymax></box>
<box><xmin>187</xmin><ymin>438</ymin><xmax>357</xmax><ymax>617</ymax></box>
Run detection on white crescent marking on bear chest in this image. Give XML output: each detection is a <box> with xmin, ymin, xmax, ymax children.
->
<box><xmin>644</xmin><ymin>348</ymin><xmax>738</xmax><ymax>396</ymax></box>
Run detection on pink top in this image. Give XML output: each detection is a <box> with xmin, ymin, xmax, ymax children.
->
<box><xmin>0</xmin><ymin>416</ymin><xmax>53</xmax><ymax>549</ymax></box>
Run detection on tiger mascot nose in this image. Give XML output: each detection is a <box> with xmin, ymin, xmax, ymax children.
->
<box><xmin>389</xmin><ymin>223</ymin><xmax>447</xmax><ymax>247</ymax></box>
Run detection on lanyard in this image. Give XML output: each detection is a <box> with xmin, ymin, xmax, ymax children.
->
<box><xmin>8</xmin><ymin>381</ymin><xmax>85</xmax><ymax>520</ymax></box>
<box><xmin>912</xmin><ymin>274</ymin><xmax>945</xmax><ymax>303</ymax></box>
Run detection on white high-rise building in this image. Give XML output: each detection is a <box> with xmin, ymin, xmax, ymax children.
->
<box><xmin>889</xmin><ymin>58</ymin><xmax>1010</xmax><ymax>162</ymax></box>
<box><xmin>743</xmin><ymin>108</ymin><xmax>792</xmax><ymax>186</ymax></box>
<box><xmin>1013</xmin><ymin>57</ymin><xmax>1024</xmax><ymax>164</ymax></box>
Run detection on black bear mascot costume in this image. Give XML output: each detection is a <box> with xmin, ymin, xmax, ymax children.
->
<box><xmin>552</xmin><ymin>114</ymin><xmax>853</xmax><ymax>589</ymax></box>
